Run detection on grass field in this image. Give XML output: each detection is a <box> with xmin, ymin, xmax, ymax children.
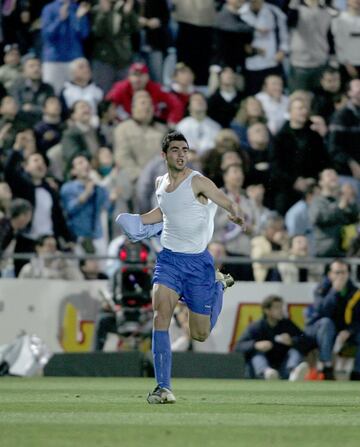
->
<box><xmin>1</xmin><ymin>377</ymin><xmax>360</xmax><ymax>447</ymax></box>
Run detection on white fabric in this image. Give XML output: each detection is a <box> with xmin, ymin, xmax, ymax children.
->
<box><xmin>156</xmin><ymin>170</ymin><xmax>217</xmax><ymax>253</ymax></box>
<box><xmin>332</xmin><ymin>11</ymin><xmax>360</xmax><ymax>65</ymax></box>
<box><xmin>29</xmin><ymin>187</ymin><xmax>53</xmax><ymax>239</ymax></box>
<box><xmin>255</xmin><ymin>92</ymin><xmax>289</xmax><ymax>135</ymax></box>
<box><xmin>176</xmin><ymin>116</ymin><xmax>221</xmax><ymax>155</ymax></box>
<box><xmin>42</xmin><ymin>62</ymin><xmax>71</xmax><ymax>95</ymax></box>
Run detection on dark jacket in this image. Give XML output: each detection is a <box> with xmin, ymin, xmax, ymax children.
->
<box><xmin>236</xmin><ymin>317</ymin><xmax>314</xmax><ymax>366</ymax></box>
<box><xmin>91</xmin><ymin>2</ymin><xmax>139</xmax><ymax>68</ymax></box>
<box><xmin>0</xmin><ymin>217</ymin><xmax>14</xmax><ymax>254</ymax></box>
<box><xmin>328</xmin><ymin>102</ymin><xmax>360</xmax><ymax>176</ymax></box>
<box><xmin>140</xmin><ymin>0</ymin><xmax>170</xmax><ymax>52</ymax></box>
<box><xmin>207</xmin><ymin>89</ymin><xmax>243</xmax><ymax>128</ymax></box>
<box><xmin>308</xmin><ymin>277</ymin><xmax>360</xmax><ymax>334</ymax></box>
<box><xmin>308</xmin><ymin>194</ymin><xmax>359</xmax><ymax>257</ymax></box>
<box><xmin>4</xmin><ymin>150</ymin><xmax>72</xmax><ymax>241</ymax></box>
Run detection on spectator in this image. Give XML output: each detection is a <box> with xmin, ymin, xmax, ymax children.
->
<box><xmin>328</xmin><ymin>79</ymin><xmax>360</xmax><ymax>196</ymax></box>
<box><xmin>60</xmin><ymin>155</ymin><xmax>110</xmax><ymax>255</ymax></box>
<box><xmin>207</xmin><ymin>67</ymin><xmax>244</xmax><ymax>128</ymax></box>
<box><xmin>255</xmin><ymin>74</ymin><xmax>289</xmax><ymax>135</ymax></box>
<box><xmin>97</xmin><ymin>100</ymin><xmax>118</xmax><ymax>149</ymax></box>
<box><xmin>309</xmin><ymin>169</ymin><xmax>359</xmax><ymax>257</ymax></box>
<box><xmin>287</xmin><ymin>0</ymin><xmax>333</xmax><ymax>92</ymax></box>
<box><xmin>113</xmin><ymin>90</ymin><xmax>167</xmax><ymax>183</ymax></box>
<box><xmin>213</xmin><ymin>163</ymin><xmax>256</xmax><ymax>280</ymax></box>
<box><xmin>285</xmin><ymin>182</ymin><xmax>319</xmax><ymax>255</ymax></box>
<box><xmin>208</xmin><ymin>240</ymin><xmax>227</xmax><ymax>271</ymax></box>
<box><xmin>270</xmin><ymin>97</ymin><xmax>329</xmax><ymax>214</ymax></box>
<box><xmin>0</xmin><ymin>43</ymin><xmax>21</xmax><ymax>91</ymax></box>
<box><xmin>246</xmin><ymin>184</ymin><xmax>272</xmax><ymax>234</ymax></box>
<box><xmin>173</xmin><ymin>0</ymin><xmax>216</xmax><ymax>86</ymax></box>
<box><xmin>212</xmin><ymin>0</ymin><xmax>254</xmax><ymax>73</ymax></box>
<box><xmin>93</xmin><ymin>146</ymin><xmax>133</xmax><ymax>237</ymax></box>
<box><xmin>18</xmin><ymin>234</ymin><xmax>83</xmax><ymax>279</ymax></box>
<box><xmin>306</xmin><ymin>259</ymin><xmax>360</xmax><ymax>380</ymax></box>
<box><xmin>311</xmin><ymin>66</ymin><xmax>343</xmax><ymax>124</ymax></box>
<box><xmin>60</xmin><ymin>57</ymin><xmax>104</xmax><ymax>124</ymax></box>
<box><xmin>1</xmin><ymin>0</ymin><xmax>31</xmax><ymax>54</ymax></box>
<box><xmin>91</xmin><ymin>0</ymin><xmax>138</xmax><ymax>94</ymax></box>
<box><xmin>201</xmin><ymin>128</ymin><xmax>246</xmax><ymax>188</ymax></box>
<box><xmin>106</xmin><ymin>62</ymin><xmax>183</xmax><ymax>125</ymax></box>
<box><xmin>0</xmin><ymin>181</ymin><xmax>12</xmax><ymax>218</ymax></box>
<box><xmin>80</xmin><ymin>258</ymin><xmax>108</xmax><ymax>280</ymax></box>
<box><xmin>332</xmin><ymin>0</ymin><xmax>360</xmax><ymax>86</ymax></box>
<box><xmin>34</xmin><ymin>96</ymin><xmax>64</xmax><ymax>156</ymax></box>
<box><xmin>239</xmin><ymin>0</ymin><xmax>289</xmax><ymax>95</ymax></box>
<box><xmin>137</xmin><ymin>0</ymin><xmax>170</xmax><ymax>83</ymax></box>
<box><xmin>230</xmin><ymin>96</ymin><xmax>267</xmax><ymax>148</ymax></box>
<box><xmin>278</xmin><ymin>234</ymin><xmax>323</xmax><ymax>283</ymax></box>
<box><xmin>61</xmin><ymin>100</ymin><xmax>102</xmax><ymax>177</ymax></box>
<box><xmin>236</xmin><ymin>294</ymin><xmax>313</xmax><ymax>380</ymax></box>
<box><xmin>4</xmin><ymin>146</ymin><xmax>72</xmax><ymax>254</ymax></box>
<box><xmin>176</xmin><ymin>92</ymin><xmax>221</xmax><ymax>155</ymax></box>
<box><xmin>251</xmin><ymin>212</ymin><xmax>288</xmax><ymax>282</ymax></box>
<box><xmin>41</xmin><ymin>0</ymin><xmax>91</xmax><ymax>94</ymax></box>
<box><xmin>245</xmin><ymin>123</ymin><xmax>272</xmax><ymax>200</ymax></box>
<box><xmin>0</xmin><ymin>198</ymin><xmax>32</xmax><ymax>277</ymax></box>
<box><xmin>10</xmin><ymin>54</ymin><xmax>55</xmax><ymax>126</ymax></box>
<box><xmin>0</xmin><ymin>95</ymin><xmax>29</xmax><ymax>160</ymax></box>
<box><xmin>169</xmin><ymin>63</ymin><xmax>195</xmax><ymax>112</ymax></box>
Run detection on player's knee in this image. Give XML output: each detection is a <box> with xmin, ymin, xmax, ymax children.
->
<box><xmin>153</xmin><ymin>311</ymin><xmax>172</xmax><ymax>330</ymax></box>
<box><xmin>191</xmin><ymin>329</ymin><xmax>209</xmax><ymax>342</ymax></box>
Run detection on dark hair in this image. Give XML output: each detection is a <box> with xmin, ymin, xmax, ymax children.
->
<box><xmin>261</xmin><ymin>295</ymin><xmax>283</xmax><ymax>312</ymax></box>
<box><xmin>97</xmin><ymin>99</ymin><xmax>113</xmax><ymax>118</ymax></box>
<box><xmin>35</xmin><ymin>234</ymin><xmax>56</xmax><ymax>247</ymax></box>
<box><xmin>328</xmin><ymin>258</ymin><xmax>351</xmax><ymax>274</ymax></box>
<box><xmin>161</xmin><ymin>130</ymin><xmax>188</xmax><ymax>153</ymax></box>
<box><xmin>321</xmin><ymin>66</ymin><xmax>340</xmax><ymax>78</ymax></box>
<box><xmin>9</xmin><ymin>198</ymin><xmax>32</xmax><ymax>219</ymax></box>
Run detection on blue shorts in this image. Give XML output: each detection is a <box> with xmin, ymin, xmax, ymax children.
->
<box><xmin>152</xmin><ymin>248</ymin><xmax>215</xmax><ymax>315</ymax></box>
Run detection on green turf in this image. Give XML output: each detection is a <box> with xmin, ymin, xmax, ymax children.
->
<box><xmin>1</xmin><ymin>378</ymin><xmax>359</xmax><ymax>447</ymax></box>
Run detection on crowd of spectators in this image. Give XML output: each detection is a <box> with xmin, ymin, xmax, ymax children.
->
<box><xmin>0</xmin><ymin>0</ymin><xmax>359</xmax><ymax>283</ymax></box>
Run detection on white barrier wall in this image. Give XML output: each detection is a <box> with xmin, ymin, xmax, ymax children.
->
<box><xmin>0</xmin><ymin>280</ymin><xmax>317</xmax><ymax>353</ymax></box>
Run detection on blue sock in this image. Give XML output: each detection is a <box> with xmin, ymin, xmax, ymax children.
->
<box><xmin>152</xmin><ymin>330</ymin><xmax>172</xmax><ymax>390</ymax></box>
<box><xmin>210</xmin><ymin>282</ymin><xmax>224</xmax><ymax>331</ymax></box>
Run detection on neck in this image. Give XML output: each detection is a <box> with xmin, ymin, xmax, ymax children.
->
<box><xmin>191</xmin><ymin>111</ymin><xmax>206</xmax><ymax>121</ymax></box>
<box><xmin>221</xmin><ymin>85</ymin><xmax>235</xmax><ymax>93</ymax></box>
<box><xmin>304</xmin><ymin>0</ymin><xmax>318</xmax><ymax>7</ymax></box>
<box><xmin>226</xmin><ymin>184</ymin><xmax>241</xmax><ymax>195</ymax></box>
<box><xmin>168</xmin><ymin>166</ymin><xmax>189</xmax><ymax>182</ymax></box>
<box><xmin>322</xmin><ymin>187</ymin><xmax>338</xmax><ymax>198</ymax></box>
<box><xmin>226</xmin><ymin>4</ymin><xmax>238</xmax><ymax>13</ymax></box>
<box><xmin>44</xmin><ymin>114</ymin><xmax>60</xmax><ymax>124</ymax></box>
<box><xmin>32</xmin><ymin>177</ymin><xmax>42</xmax><ymax>186</ymax></box>
<box><xmin>267</xmin><ymin>316</ymin><xmax>278</xmax><ymax>327</ymax></box>
<box><xmin>290</xmin><ymin>119</ymin><xmax>304</xmax><ymax>129</ymax></box>
<box><xmin>74</xmin><ymin>79</ymin><xmax>89</xmax><ymax>88</ymax></box>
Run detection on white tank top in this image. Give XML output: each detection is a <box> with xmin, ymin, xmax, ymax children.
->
<box><xmin>156</xmin><ymin>170</ymin><xmax>217</xmax><ymax>253</ymax></box>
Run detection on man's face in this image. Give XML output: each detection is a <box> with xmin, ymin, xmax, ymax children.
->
<box><xmin>321</xmin><ymin>72</ymin><xmax>341</xmax><ymax>93</ymax></box>
<box><xmin>223</xmin><ymin>165</ymin><xmax>244</xmax><ymax>189</ymax></box>
<box><xmin>25</xmin><ymin>153</ymin><xmax>47</xmax><ymax>179</ymax></box>
<box><xmin>37</xmin><ymin>237</ymin><xmax>57</xmax><ymax>255</ymax></box>
<box><xmin>220</xmin><ymin>68</ymin><xmax>236</xmax><ymax>87</ymax></box>
<box><xmin>72</xmin><ymin>101</ymin><xmax>92</xmax><ymax>125</ymax></box>
<box><xmin>247</xmin><ymin>123</ymin><xmax>269</xmax><ymax>148</ymax></box>
<box><xmin>164</xmin><ymin>140</ymin><xmax>189</xmax><ymax>171</ymax></box>
<box><xmin>72</xmin><ymin>156</ymin><xmax>90</xmax><ymax>179</ymax></box>
<box><xmin>319</xmin><ymin>169</ymin><xmax>339</xmax><ymax>192</ymax></box>
<box><xmin>13</xmin><ymin>210</ymin><xmax>32</xmax><ymax>229</ymax></box>
<box><xmin>265</xmin><ymin>301</ymin><xmax>284</xmax><ymax>322</ymax></box>
<box><xmin>291</xmin><ymin>235</ymin><xmax>308</xmax><ymax>256</ymax></box>
<box><xmin>0</xmin><ymin>96</ymin><xmax>18</xmax><ymax>116</ymax></box>
<box><xmin>44</xmin><ymin>97</ymin><xmax>62</xmax><ymax>116</ymax></box>
<box><xmin>131</xmin><ymin>92</ymin><xmax>154</xmax><ymax>123</ymax></box>
<box><xmin>129</xmin><ymin>72</ymin><xmax>149</xmax><ymax>91</ymax></box>
<box><xmin>0</xmin><ymin>182</ymin><xmax>12</xmax><ymax>201</ymax></box>
<box><xmin>250</xmin><ymin>0</ymin><xmax>264</xmax><ymax>12</ymax></box>
<box><xmin>189</xmin><ymin>94</ymin><xmax>207</xmax><ymax>114</ymax></box>
<box><xmin>328</xmin><ymin>262</ymin><xmax>349</xmax><ymax>286</ymax></box>
<box><xmin>265</xmin><ymin>76</ymin><xmax>283</xmax><ymax>98</ymax></box>
<box><xmin>24</xmin><ymin>58</ymin><xmax>42</xmax><ymax>81</ymax></box>
<box><xmin>73</xmin><ymin>59</ymin><xmax>91</xmax><ymax>83</ymax></box>
<box><xmin>4</xmin><ymin>48</ymin><xmax>20</xmax><ymax>66</ymax></box>
<box><xmin>289</xmin><ymin>99</ymin><xmax>309</xmax><ymax>126</ymax></box>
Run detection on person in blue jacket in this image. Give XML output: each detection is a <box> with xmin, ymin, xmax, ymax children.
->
<box><xmin>41</xmin><ymin>0</ymin><xmax>90</xmax><ymax>94</ymax></box>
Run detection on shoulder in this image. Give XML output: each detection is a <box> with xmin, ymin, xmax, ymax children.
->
<box><xmin>155</xmin><ymin>174</ymin><xmax>166</xmax><ymax>189</ymax></box>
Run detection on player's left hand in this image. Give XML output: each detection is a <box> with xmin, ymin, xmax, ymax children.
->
<box><xmin>228</xmin><ymin>213</ymin><xmax>245</xmax><ymax>229</ymax></box>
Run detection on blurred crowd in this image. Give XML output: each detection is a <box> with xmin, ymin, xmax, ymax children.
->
<box><xmin>0</xmin><ymin>0</ymin><xmax>359</xmax><ymax>281</ymax></box>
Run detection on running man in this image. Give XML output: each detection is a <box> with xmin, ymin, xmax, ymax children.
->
<box><xmin>116</xmin><ymin>130</ymin><xmax>245</xmax><ymax>403</ymax></box>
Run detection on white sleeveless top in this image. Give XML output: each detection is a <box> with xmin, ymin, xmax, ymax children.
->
<box><xmin>156</xmin><ymin>170</ymin><xmax>217</xmax><ymax>253</ymax></box>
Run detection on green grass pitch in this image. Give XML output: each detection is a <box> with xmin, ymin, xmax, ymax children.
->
<box><xmin>1</xmin><ymin>377</ymin><xmax>360</xmax><ymax>447</ymax></box>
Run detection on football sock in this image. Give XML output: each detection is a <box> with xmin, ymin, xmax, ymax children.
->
<box><xmin>152</xmin><ymin>330</ymin><xmax>172</xmax><ymax>390</ymax></box>
<box><xmin>210</xmin><ymin>282</ymin><xmax>224</xmax><ymax>331</ymax></box>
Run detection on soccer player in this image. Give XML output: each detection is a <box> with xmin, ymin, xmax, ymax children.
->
<box><xmin>136</xmin><ymin>130</ymin><xmax>244</xmax><ymax>404</ymax></box>
<box><xmin>116</xmin><ymin>130</ymin><xmax>244</xmax><ymax>403</ymax></box>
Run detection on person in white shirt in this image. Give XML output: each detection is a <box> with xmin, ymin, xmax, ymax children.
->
<box><xmin>256</xmin><ymin>74</ymin><xmax>289</xmax><ymax>135</ymax></box>
<box><xmin>239</xmin><ymin>0</ymin><xmax>289</xmax><ymax>94</ymax></box>
<box><xmin>176</xmin><ymin>92</ymin><xmax>221</xmax><ymax>155</ymax></box>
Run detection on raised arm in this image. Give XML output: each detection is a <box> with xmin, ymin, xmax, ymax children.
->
<box><xmin>192</xmin><ymin>175</ymin><xmax>244</xmax><ymax>227</ymax></box>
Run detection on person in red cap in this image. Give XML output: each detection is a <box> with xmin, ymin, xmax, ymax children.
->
<box><xmin>106</xmin><ymin>62</ymin><xmax>184</xmax><ymax>125</ymax></box>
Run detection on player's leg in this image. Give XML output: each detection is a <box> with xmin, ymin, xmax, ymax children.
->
<box><xmin>148</xmin><ymin>283</ymin><xmax>179</xmax><ymax>404</ymax></box>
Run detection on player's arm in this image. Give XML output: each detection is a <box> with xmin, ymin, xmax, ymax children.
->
<box><xmin>140</xmin><ymin>207</ymin><xmax>163</xmax><ymax>225</ymax></box>
<box><xmin>193</xmin><ymin>175</ymin><xmax>244</xmax><ymax>226</ymax></box>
